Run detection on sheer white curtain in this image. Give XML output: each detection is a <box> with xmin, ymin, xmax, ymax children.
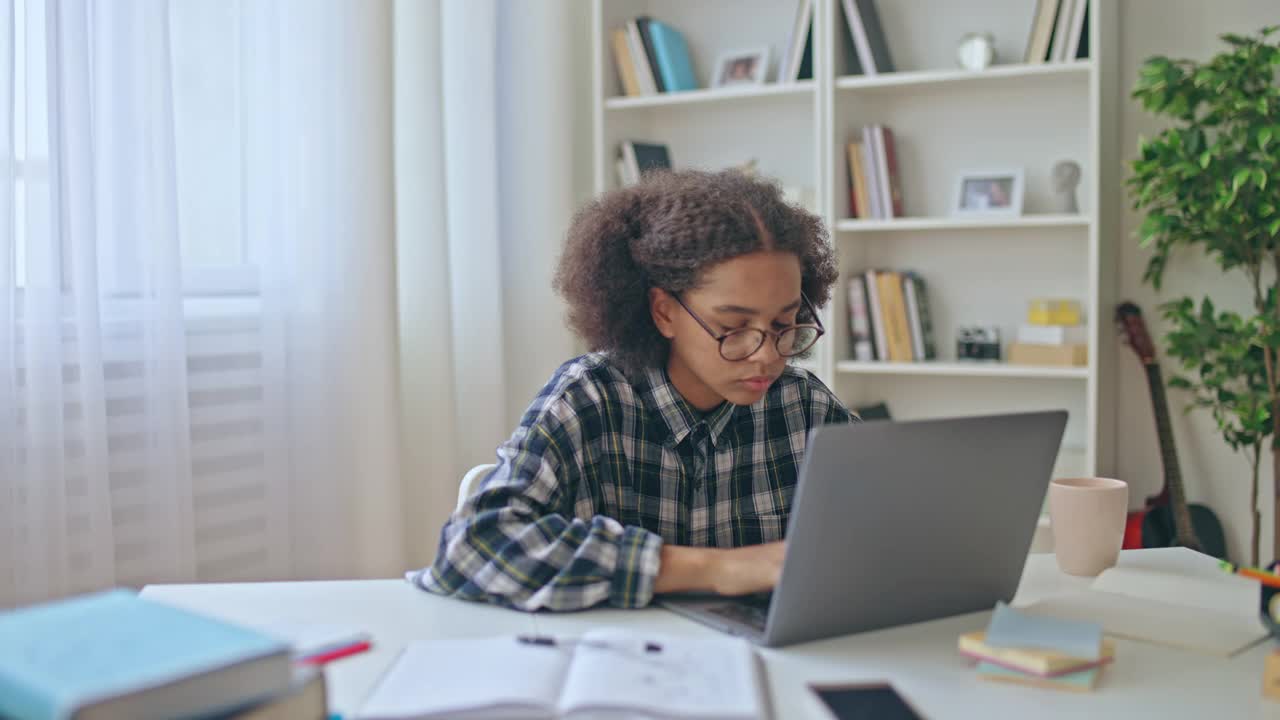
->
<box><xmin>1</xmin><ymin>0</ymin><xmax>584</xmax><ymax>605</ymax></box>
<box><xmin>393</xmin><ymin>0</ymin><xmax>583</xmax><ymax>566</ymax></box>
<box><xmin>2</xmin><ymin>0</ymin><xmax>196</xmax><ymax>606</ymax></box>
<box><xmin>1</xmin><ymin>0</ymin><xmax>405</xmax><ymax>607</ymax></box>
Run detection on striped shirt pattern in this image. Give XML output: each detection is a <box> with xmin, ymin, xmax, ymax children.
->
<box><xmin>412</xmin><ymin>353</ymin><xmax>856</xmax><ymax>611</ymax></box>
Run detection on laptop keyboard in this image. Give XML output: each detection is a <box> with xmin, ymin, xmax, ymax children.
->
<box><xmin>703</xmin><ymin>593</ymin><xmax>772</xmax><ymax>630</ymax></box>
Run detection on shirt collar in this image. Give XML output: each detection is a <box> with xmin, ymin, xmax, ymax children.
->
<box><xmin>639</xmin><ymin>365</ymin><xmax>739</xmax><ymax>449</ymax></box>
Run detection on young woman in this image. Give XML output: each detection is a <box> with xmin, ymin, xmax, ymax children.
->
<box><xmin>415</xmin><ymin>169</ymin><xmax>857</xmax><ymax>611</ymax></box>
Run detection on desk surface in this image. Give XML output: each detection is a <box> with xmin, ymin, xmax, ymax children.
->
<box><xmin>142</xmin><ymin>553</ymin><xmax>1280</xmax><ymax>719</ymax></box>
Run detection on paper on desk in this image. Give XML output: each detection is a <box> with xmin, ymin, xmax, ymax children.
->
<box><xmin>1019</xmin><ymin>548</ymin><xmax>1268</xmax><ymax>657</ymax></box>
<box><xmin>984</xmin><ymin>601</ymin><xmax>1102</xmax><ymax>660</ymax></box>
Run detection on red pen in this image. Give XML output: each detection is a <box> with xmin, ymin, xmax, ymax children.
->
<box><xmin>298</xmin><ymin>640</ymin><xmax>373</xmax><ymax>666</ymax></box>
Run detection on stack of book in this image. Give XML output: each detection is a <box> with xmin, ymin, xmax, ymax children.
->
<box><xmin>0</xmin><ymin>589</ymin><xmax>330</xmax><ymax>720</ymax></box>
<box><xmin>845</xmin><ymin>125</ymin><xmax>904</xmax><ymax>219</ymax></box>
<box><xmin>1009</xmin><ymin>298</ymin><xmax>1087</xmax><ymax>367</ymax></box>
<box><xmin>847</xmin><ymin>270</ymin><xmax>936</xmax><ymax>363</ymax></box>
<box><xmin>960</xmin><ymin>603</ymin><xmax>1114</xmax><ymax>693</ymax></box>
<box><xmin>609</xmin><ymin>17</ymin><xmax>697</xmax><ymax>97</ymax></box>
<box><xmin>1024</xmin><ymin>0</ymin><xmax>1090</xmax><ymax>64</ymax></box>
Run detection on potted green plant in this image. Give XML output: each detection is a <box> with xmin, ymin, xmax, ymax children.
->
<box><xmin>1128</xmin><ymin>26</ymin><xmax>1280</xmax><ymax>567</ymax></box>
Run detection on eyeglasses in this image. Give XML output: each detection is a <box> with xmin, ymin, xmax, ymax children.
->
<box><xmin>671</xmin><ymin>292</ymin><xmax>825</xmax><ymax>361</ymax></box>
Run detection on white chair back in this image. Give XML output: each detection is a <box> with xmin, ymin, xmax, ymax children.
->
<box><xmin>455</xmin><ymin>463</ymin><xmax>497</xmax><ymax>513</ymax></box>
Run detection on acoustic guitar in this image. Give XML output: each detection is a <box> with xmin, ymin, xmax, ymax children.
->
<box><xmin>1116</xmin><ymin>302</ymin><xmax>1227</xmax><ymax>558</ymax></box>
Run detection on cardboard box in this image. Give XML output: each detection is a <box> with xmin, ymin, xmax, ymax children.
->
<box><xmin>1008</xmin><ymin>342</ymin><xmax>1087</xmax><ymax>367</ymax></box>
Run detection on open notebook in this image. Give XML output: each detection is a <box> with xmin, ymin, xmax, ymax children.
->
<box><xmin>355</xmin><ymin>629</ymin><xmax>766</xmax><ymax>720</ymax></box>
<box><xmin>1019</xmin><ymin>547</ymin><xmax>1269</xmax><ymax>657</ymax></box>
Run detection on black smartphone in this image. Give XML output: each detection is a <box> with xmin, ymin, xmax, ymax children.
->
<box><xmin>810</xmin><ymin>682</ymin><xmax>924</xmax><ymax>720</ymax></box>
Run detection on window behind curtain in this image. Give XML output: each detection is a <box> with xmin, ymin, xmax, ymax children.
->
<box><xmin>8</xmin><ymin>0</ymin><xmax>288</xmax><ymax>594</ymax></box>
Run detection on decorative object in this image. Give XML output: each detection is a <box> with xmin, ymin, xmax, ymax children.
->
<box><xmin>952</xmin><ymin>169</ymin><xmax>1024</xmax><ymax>217</ymax></box>
<box><xmin>1027</xmin><ymin>298</ymin><xmax>1083</xmax><ymax>326</ymax></box>
<box><xmin>1128</xmin><ymin>26</ymin><xmax>1280</xmax><ymax>567</ymax></box>
<box><xmin>711</xmin><ymin>47</ymin><xmax>770</xmax><ymax>88</ymax></box>
<box><xmin>730</xmin><ymin>157</ymin><xmax>760</xmax><ymax>177</ymax></box>
<box><xmin>782</xmin><ymin>185</ymin><xmax>818</xmax><ymax>215</ymax></box>
<box><xmin>956</xmin><ymin>32</ymin><xmax>996</xmax><ymax>71</ymax></box>
<box><xmin>1051</xmin><ymin>160</ymin><xmax>1082</xmax><ymax>214</ymax></box>
<box><xmin>956</xmin><ymin>326</ymin><xmax>1001</xmax><ymax>361</ymax></box>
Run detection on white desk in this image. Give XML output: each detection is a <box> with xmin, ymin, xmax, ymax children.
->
<box><xmin>142</xmin><ymin>553</ymin><xmax>1280</xmax><ymax>719</ymax></box>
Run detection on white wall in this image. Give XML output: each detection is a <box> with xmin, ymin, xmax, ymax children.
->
<box><xmin>1117</xmin><ymin>0</ymin><xmax>1280</xmax><ymax>564</ymax></box>
<box><xmin>458</xmin><ymin>0</ymin><xmax>1280</xmax><ymax>566</ymax></box>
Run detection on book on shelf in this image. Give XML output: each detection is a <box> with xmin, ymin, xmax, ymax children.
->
<box><xmin>907</xmin><ymin>273</ymin><xmax>937</xmax><ymax>360</ymax></box>
<box><xmin>645</xmin><ymin>19</ymin><xmax>698</xmax><ymax>92</ymax></box>
<box><xmin>618</xmin><ymin>141</ymin><xmax>671</xmax><ymax>187</ymax></box>
<box><xmin>859</xmin><ymin>127</ymin><xmax>882</xmax><ymax>220</ymax></box>
<box><xmin>847</xmin><ymin>273</ymin><xmax>876</xmax><ymax>361</ymax></box>
<box><xmin>610</xmin><ymin>29</ymin><xmax>642</xmax><ymax>97</ymax></box>
<box><xmin>624</xmin><ymin>20</ymin><xmax>659</xmax><ymax>95</ymax></box>
<box><xmin>850</xmin><ymin>270</ymin><xmax>936</xmax><ymax>364</ymax></box>
<box><xmin>634</xmin><ymin>18</ymin><xmax>667</xmax><ymax>92</ymax></box>
<box><xmin>1047</xmin><ymin>0</ymin><xmax>1074</xmax><ymax>63</ymax></box>
<box><xmin>862</xmin><ymin>269</ymin><xmax>889</xmax><ymax>361</ymax></box>
<box><xmin>1064</xmin><ymin>0</ymin><xmax>1089</xmax><ymax>60</ymax></box>
<box><xmin>880</xmin><ymin>126</ymin><xmax>904</xmax><ymax>218</ymax></box>
<box><xmin>780</xmin><ymin>0</ymin><xmax>814</xmax><ymax>82</ymax></box>
<box><xmin>355</xmin><ymin>629</ymin><xmax>766</xmax><ymax>720</ymax></box>
<box><xmin>840</xmin><ymin>0</ymin><xmax>894</xmax><ymax>75</ymax></box>
<box><xmin>0</xmin><ymin>589</ymin><xmax>294</xmax><ymax>720</ymax></box>
<box><xmin>1025</xmin><ymin>0</ymin><xmax>1089</xmax><ymax>64</ymax></box>
<box><xmin>845</xmin><ymin>140</ymin><xmax>871</xmax><ymax>219</ymax></box>
<box><xmin>1023</xmin><ymin>0</ymin><xmax>1059</xmax><ymax>64</ymax></box>
<box><xmin>875</xmin><ymin>271</ymin><xmax>913</xmax><ymax>362</ymax></box>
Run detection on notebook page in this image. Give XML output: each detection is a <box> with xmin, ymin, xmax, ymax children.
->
<box><xmin>1092</xmin><ymin>565</ymin><xmax>1258</xmax><ymax>618</ymax></box>
<box><xmin>355</xmin><ymin>637</ymin><xmax>568</xmax><ymax>720</ymax></box>
<box><xmin>557</xmin><ymin>629</ymin><xmax>759</xmax><ymax>720</ymax></box>
<box><xmin>1021</xmin><ymin>590</ymin><xmax>1267</xmax><ymax>657</ymax></box>
<box><xmin>1111</xmin><ymin>547</ymin><xmax>1228</xmax><ymax>580</ymax></box>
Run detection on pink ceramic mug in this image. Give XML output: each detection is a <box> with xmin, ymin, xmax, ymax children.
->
<box><xmin>1048</xmin><ymin>477</ymin><xmax>1129</xmax><ymax>576</ymax></box>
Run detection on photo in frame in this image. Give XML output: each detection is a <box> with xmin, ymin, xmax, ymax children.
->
<box><xmin>952</xmin><ymin>169</ymin><xmax>1025</xmax><ymax>217</ymax></box>
<box><xmin>711</xmin><ymin>47</ymin><xmax>770</xmax><ymax>88</ymax></box>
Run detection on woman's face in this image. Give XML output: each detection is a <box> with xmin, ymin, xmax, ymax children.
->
<box><xmin>652</xmin><ymin>250</ymin><xmax>804</xmax><ymax>411</ymax></box>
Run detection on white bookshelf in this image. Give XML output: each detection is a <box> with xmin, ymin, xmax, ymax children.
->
<box><xmin>835</xmin><ymin>214</ymin><xmax>1090</xmax><ymax>232</ymax></box>
<box><xmin>591</xmin><ymin>0</ymin><xmax>1121</xmax><ymax>480</ymax></box>
<box><xmin>835</xmin><ymin>361</ymin><xmax>1090</xmax><ymax>380</ymax></box>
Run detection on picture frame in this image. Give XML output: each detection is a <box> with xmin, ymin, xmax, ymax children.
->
<box><xmin>711</xmin><ymin>47</ymin><xmax>770</xmax><ymax>88</ymax></box>
<box><xmin>951</xmin><ymin>169</ymin><xmax>1024</xmax><ymax>217</ymax></box>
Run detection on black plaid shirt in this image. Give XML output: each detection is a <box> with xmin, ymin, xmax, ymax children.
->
<box><xmin>413</xmin><ymin>353</ymin><xmax>856</xmax><ymax>611</ymax></box>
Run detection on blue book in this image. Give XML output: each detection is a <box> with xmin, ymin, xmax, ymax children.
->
<box><xmin>645</xmin><ymin>20</ymin><xmax>698</xmax><ymax>92</ymax></box>
<box><xmin>0</xmin><ymin>589</ymin><xmax>291</xmax><ymax>720</ymax></box>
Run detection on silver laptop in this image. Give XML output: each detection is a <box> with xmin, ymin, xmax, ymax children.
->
<box><xmin>661</xmin><ymin>410</ymin><xmax>1068</xmax><ymax>647</ymax></box>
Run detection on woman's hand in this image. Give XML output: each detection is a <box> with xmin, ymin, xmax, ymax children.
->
<box><xmin>707</xmin><ymin>541</ymin><xmax>786</xmax><ymax>596</ymax></box>
<box><xmin>654</xmin><ymin>542</ymin><xmax>786</xmax><ymax>596</ymax></box>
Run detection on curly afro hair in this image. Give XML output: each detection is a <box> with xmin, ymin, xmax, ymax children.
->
<box><xmin>553</xmin><ymin>169</ymin><xmax>838</xmax><ymax>375</ymax></box>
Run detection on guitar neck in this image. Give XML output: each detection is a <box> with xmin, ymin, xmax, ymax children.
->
<box><xmin>1143</xmin><ymin>362</ymin><xmax>1199</xmax><ymax>547</ymax></box>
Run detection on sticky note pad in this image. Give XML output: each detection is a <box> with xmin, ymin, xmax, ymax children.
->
<box><xmin>984</xmin><ymin>602</ymin><xmax>1102</xmax><ymax>661</ymax></box>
